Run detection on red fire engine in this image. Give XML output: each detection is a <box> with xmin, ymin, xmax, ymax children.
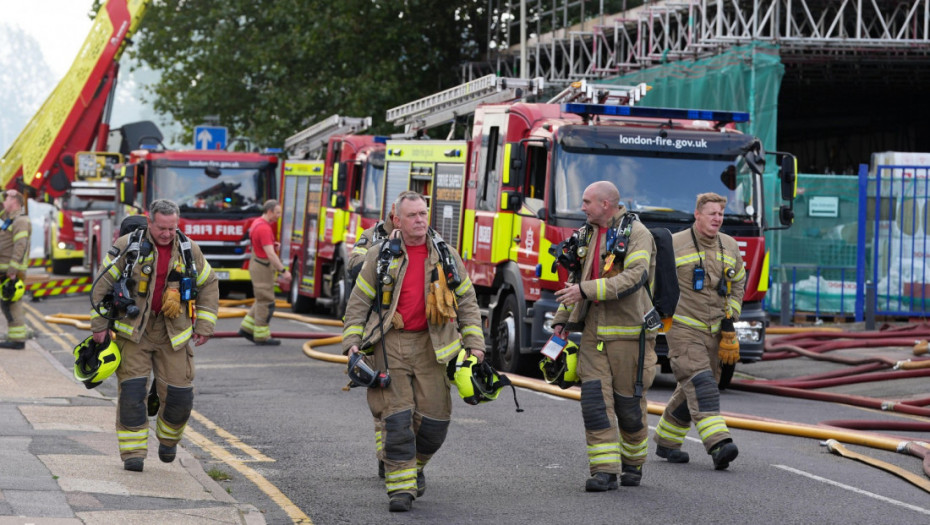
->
<box><xmin>279</xmin><ymin>116</ymin><xmax>386</xmax><ymax>316</ymax></box>
<box><xmin>381</xmin><ymin>76</ymin><xmax>797</xmax><ymax>378</ymax></box>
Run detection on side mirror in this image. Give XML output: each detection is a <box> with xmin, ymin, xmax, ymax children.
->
<box><xmin>535</xmin><ymin>207</ymin><xmax>547</xmax><ymax>220</ymax></box>
<box><xmin>779</xmin><ymin>205</ymin><xmax>794</xmax><ymax>226</ymax></box>
<box><xmin>205</xmin><ymin>166</ymin><xmax>221</xmax><ymax>178</ymax></box>
<box><xmin>720</xmin><ymin>165</ymin><xmax>737</xmax><ymax>191</ymax></box>
<box><xmin>501</xmin><ymin>191</ymin><xmax>523</xmax><ymax>212</ymax></box>
<box><xmin>119</xmin><ymin>175</ymin><xmax>136</xmax><ymax>205</ymax></box>
<box><xmin>780</xmin><ymin>154</ymin><xmax>797</xmax><ymax>201</ymax></box>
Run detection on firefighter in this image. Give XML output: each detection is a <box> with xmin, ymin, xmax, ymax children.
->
<box><xmin>239</xmin><ymin>200</ymin><xmax>290</xmax><ymax>346</ymax></box>
<box><xmin>0</xmin><ymin>190</ymin><xmax>31</xmax><ymax>350</ymax></box>
<box><xmin>652</xmin><ymin>192</ymin><xmax>745</xmax><ymax>470</ymax></box>
<box><xmin>90</xmin><ymin>199</ymin><xmax>219</xmax><ymax>472</ymax></box>
<box><xmin>343</xmin><ymin>191</ymin><xmax>484</xmax><ymax>513</ymax></box>
<box><xmin>345</xmin><ymin>207</ymin><xmax>394</xmax><ymax>480</ymax></box>
<box><xmin>552</xmin><ymin>180</ymin><xmax>658</xmax><ymax>491</ymax></box>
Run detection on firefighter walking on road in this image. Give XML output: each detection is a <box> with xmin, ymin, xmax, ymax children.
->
<box><xmin>0</xmin><ymin>190</ymin><xmax>31</xmax><ymax>350</ymax></box>
<box><xmin>653</xmin><ymin>192</ymin><xmax>745</xmax><ymax>469</ymax></box>
<box><xmin>239</xmin><ymin>200</ymin><xmax>290</xmax><ymax>346</ymax></box>
<box><xmin>553</xmin><ymin>181</ymin><xmax>658</xmax><ymax>492</ymax></box>
<box><xmin>90</xmin><ymin>199</ymin><xmax>219</xmax><ymax>472</ymax></box>
<box><xmin>343</xmin><ymin>191</ymin><xmax>484</xmax><ymax>513</ymax></box>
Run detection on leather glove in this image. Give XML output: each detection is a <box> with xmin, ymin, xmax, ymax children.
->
<box><xmin>435</xmin><ymin>264</ymin><xmax>458</xmax><ymax>320</ymax></box>
<box><xmin>718</xmin><ymin>316</ymin><xmax>740</xmax><ymax>366</ymax></box>
<box><xmin>426</xmin><ymin>289</ymin><xmax>440</xmax><ymax>325</ymax></box>
<box><xmin>162</xmin><ymin>285</ymin><xmax>182</xmax><ymax>319</ymax></box>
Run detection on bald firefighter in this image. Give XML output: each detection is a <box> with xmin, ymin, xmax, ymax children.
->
<box><xmin>343</xmin><ymin>191</ymin><xmax>484</xmax><ymax>512</ymax></box>
<box><xmin>553</xmin><ymin>180</ymin><xmax>658</xmax><ymax>491</ymax></box>
<box><xmin>0</xmin><ymin>190</ymin><xmax>31</xmax><ymax>349</ymax></box>
<box><xmin>91</xmin><ymin>199</ymin><xmax>219</xmax><ymax>472</ymax></box>
<box><xmin>653</xmin><ymin>192</ymin><xmax>745</xmax><ymax>469</ymax></box>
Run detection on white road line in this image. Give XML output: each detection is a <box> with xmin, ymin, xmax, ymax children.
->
<box><xmin>773</xmin><ymin>465</ymin><xmax>930</xmax><ymax>516</ymax></box>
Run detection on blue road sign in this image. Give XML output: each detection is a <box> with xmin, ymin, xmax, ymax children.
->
<box><xmin>194</xmin><ymin>125</ymin><xmax>228</xmax><ymax>150</ymax></box>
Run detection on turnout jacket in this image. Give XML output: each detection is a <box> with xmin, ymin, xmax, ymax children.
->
<box><xmin>341</xmin><ymin>232</ymin><xmax>484</xmax><ymax>364</ymax></box>
<box><xmin>552</xmin><ymin>206</ymin><xmax>658</xmax><ymax>341</ymax></box>
<box><xmin>90</xmin><ymin>229</ymin><xmax>219</xmax><ymax>349</ymax></box>
<box><xmin>0</xmin><ymin>209</ymin><xmax>31</xmax><ymax>275</ymax></box>
<box><xmin>671</xmin><ymin>228</ymin><xmax>745</xmax><ymax>333</ymax></box>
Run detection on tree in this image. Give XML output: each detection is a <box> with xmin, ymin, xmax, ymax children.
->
<box><xmin>110</xmin><ymin>0</ymin><xmax>488</xmax><ymax>148</ymax></box>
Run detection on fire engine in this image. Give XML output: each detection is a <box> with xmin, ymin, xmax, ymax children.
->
<box><xmin>381</xmin><ymin>75</ymin><xmax>797</xmax><ymax>378</ymax></box>
<box><xmin>280</xmin><ymin>115</ymin><xmax>385</xmax><ymax>315</ymax></box>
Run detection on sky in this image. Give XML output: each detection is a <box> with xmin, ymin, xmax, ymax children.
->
<box><xmin>1</xmin><ymin>0</ymin><xmax>95</xmax><ymax>79</ymax></box>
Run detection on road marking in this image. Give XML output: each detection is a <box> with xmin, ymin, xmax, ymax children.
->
<box><xmin>184</xmin><ymin>425</ymin><xmax>313</xmax><ymax>524</ymax></box>
<box><xmin>190</xmin><ymin>410</ymin><xmax>274</xmax><ymax>462</ymax></box>
<box><xmin>24</xmin><ymin>310</ymin><xmax>77</xmax><ymax>352</ymax></box>
<box><xmin>773</xmin><ymin>465</ymin><xmax>930</xmax><ymax>516</ymax></box>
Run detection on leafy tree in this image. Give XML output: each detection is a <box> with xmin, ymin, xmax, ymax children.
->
<box><xmin>95</xmin><ymin>0</ymin><xmax>489</xmax><ymax>148</ymax></box>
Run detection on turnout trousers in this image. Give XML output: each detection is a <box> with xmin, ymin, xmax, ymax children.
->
<box><xmin>577</xmin><ymin>319</ymin><xmax>657</xmax><ymax>475</ymax></box>
<box><xmin>240</xmin><ymin>256</ymin><xmax>276</xmax><ymax>342</ymax></box>
<box><xmin>1</xmin><ymin>299</ymin><xmax>26</xmax><ymax>342</ymax></box>
<box><xmin>654</xmin><ymin>324</ymin><xmax>731</xmax><ymax>453</ymax></box>
<box><xmin>115</xmin><ymin>314</ymin><xmax>195</xmax><ymax>460</ymax></box>
<box><xmin>366</xmin><ymin>330</ymin><xmax>452</xmax><ymax>498</ymax></box>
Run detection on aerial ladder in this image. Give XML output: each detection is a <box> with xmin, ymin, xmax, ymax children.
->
<box><xmin>386</xmin><ymin>74</ymin><xmax>545</xmax><ymax>136</ymax></box>
<box><xmin>0</xmin><ymin>0</ymin><xmax>149</xmax><ymax>198</ymax></box>
<box><xmin>284</xmin><ymin>115</ymin><xmax>372</xmax><ymax>159</ymax></box>
<box><xmin>546</xmin><ymin>80</ymin><xmax>650</xmax><ymax>105</ymax></box>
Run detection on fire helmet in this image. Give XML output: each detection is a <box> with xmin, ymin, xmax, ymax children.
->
<box><xmin>0</xmin><ymin>277</ymin><xmax>24</xmax><ymax>303</ymax></box>
<box><xmin>73</xmin><ymin>335</ymin><xmax>121</xmax><ymax>389</ymax></box>
<box><xmin>449</xmin><ymin>349</ymin><xmax>513</xmax><ymax>406</ymax></box>
<box><xmin>539</xmin><ymin>340</ymin><xmax>580</xmax><ymax>389</ymax></box>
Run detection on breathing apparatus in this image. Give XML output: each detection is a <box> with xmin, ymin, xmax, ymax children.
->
<box><xmin>449</xmin><ymin>349</ymin><xmax>523</xmax><ymax>411</ymax></box>
<box><xmin>539</xmin><ymin>340</ymin><xmax>580</xmax><ymax>389</ymax></box>
<box><xmin>549</xmin><ymin>230</ymin><xmax>587</xmax><ymax>279</ymax></box>
<box><xmin>0</xmin><ymin>277</ymin><xmax>24</xmax><ymax>303</ymax></box>
<box><xmin>72</xmin><ymin>334</ymin><xmax>121</xmax><ymax>389</ymax></box>
<box><xmin>428</xmin><ymin>228</ymin><xmax>461</xmax><ymax>290</ymax></box>
<box><xmin>347</xmin><ymin>351</ymin><xmax>391</xmax><ymax>388</ymax></box>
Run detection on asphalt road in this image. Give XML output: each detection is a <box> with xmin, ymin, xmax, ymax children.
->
<box><xmin>27</xmin><ymin>292</ymin><xmax>930</xmax><ymax>525</ymax></box>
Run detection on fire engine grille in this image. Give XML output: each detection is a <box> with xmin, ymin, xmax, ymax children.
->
<box><xmin>431</xmin><ymin>163</ymin><xmax>466</xmax><ymax>251</ymax></box>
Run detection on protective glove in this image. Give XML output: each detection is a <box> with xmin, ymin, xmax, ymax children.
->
<box><xmin>718</xmin><ymin>316</ymin><xmax>740</xmax><ymax>365</ymax></box>
<box><xmin>435</xmin><ymin>264</ymin><xmax>458</xmax><ymax>320</ymax></box>
<box><xmin>162</xmin><ymin>285</ymin><xmax>182</xmax><ymax>319</ymax></box>
<box><xmin>426</xmin><ymin>289</ymin><xmax>441</xmax><ymax>325</ymax></box>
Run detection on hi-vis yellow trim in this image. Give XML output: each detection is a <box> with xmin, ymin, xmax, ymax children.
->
<box><xmin>492</xmin><ymin>213</ymin><xmax>514</xmax><ymax>263</ymax></box>
<box><xmin>332</xmin><ymin>163</ymin><xmax>341</xmax><ymax>191</ymax></box>
<box><xmin>355</xmin><ymin>276</ymin><xmax>376</xmax><ymax>299</ymax></box>
<box><xmin>331</xmin><ymin>209</ymin><xmax>348</xmax><ymax>244</ymax></box>
<box><xmin>501</xmin><ymin>143</ymin><xmax>512</xmax><ymax>185</ymax></box>
<box><xmin>624</xmin><ymin>250</ymin><xmax>650</xmax><ymax>267</ymax></box>
<box><xmin>509</xmin><ymin>215</ymin><xmax>523</xmax><ymax>262</ymax></box>
<box><xmin>758</xmin><ymin>251</ymin><xmax>770</xmax><ymax>292</ymax></box>
<box><xmin>344</xmin><ymin>325</ymin><xmax>364</xmax><ymax>337</ymax></box>
<box><xmin>462</xmin><ymin>209</ymin><xmax>476</xmax><ymax>261</ymax></box>
<box><xmin>196</xmin><ymin>309</ymin><xmax>218</xmax><ymax>325</ymax></box>
<box><xmin>539</xmin><ymin>223</ymin><xmax>557</xmax><ymax>281</ymax></box>
<box><xmin>435</xmin><ymin>339</ymin><xmax>462</xmax><ymax>362</ymax></box>
<box><xmin>696</xmin><ymin>415</ymin><xmax>729</xmax><ymax>441</ymax></box>
<box><xmin>171</xmin><ymin>326</ymin><xmax>193</xmax><ymax>348</ymax></box>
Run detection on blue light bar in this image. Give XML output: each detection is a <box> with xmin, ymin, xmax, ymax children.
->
<box><xmin>374</xmin><ymin>136</ymin><xmax>389</xmax><ymax>144</ymax></box>
<box><xmin>263</xmin><ymin>147</ymin><xmax>283</xmax><ymax>154</ymax></box>
<box><xmin>562</xmin><ymin>103</ymin><xmax>750</xmax><ymax>123</ymax></box>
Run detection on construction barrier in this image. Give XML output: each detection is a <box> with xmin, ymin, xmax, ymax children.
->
<box><xmin>27</xmin><ymin>276</ymin><xmax>92</xmax><ymax>298</ymax></box>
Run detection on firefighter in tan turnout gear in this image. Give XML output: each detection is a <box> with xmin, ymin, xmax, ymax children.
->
<box><xmin>653</xmin><ymin>192</ymin><xmax>745</xmax><ymax>469</ymax></box>
<box><xmin>553</xmin><ymin>181</ymin><xmax>658</xmax><ymax>492</ymax></box>
<box><xmin>343</xmin><ymin>191</ymin><xmax>484</xmax><ymax>513</ymax></box>
<box><xmin>90</xmin><ymin>200</ymin><xmax>219</xmax><ymax>472</ymax></box>
<box><xmin>0</xmin><ymin>190</ymin><xmax>31</xmax><ymax>350</ymax></box>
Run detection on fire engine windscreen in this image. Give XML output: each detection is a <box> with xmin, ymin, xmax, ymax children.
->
<box><xmin>552</xmin><ymin>127</ymin><xmax>758</xmax><ymax>222</ymax></box>
<box><xmin>355</xmin><ymin>152</ymin><xmax>385</xmax><ymax>216</ymax></box>
<box><xmin>151</xmin><ymin>163</ymin><xmax>275</xmax><ymax>216</ymax></box>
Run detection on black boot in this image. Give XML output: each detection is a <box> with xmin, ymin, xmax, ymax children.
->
<box><xmin>656</xmin><ymin>445</ymin><xmax>690</xmax><ymax>463</ymax></box>
<box><xmin>416</xmin><ymin>470</ymin><xmax>426</xmax><ymax>497</ymax></box>
<box><xmin>389</xmin><ymin>493</ymin><xmax>413</xmax><ymax>512</ymax></box>
<box><xmin>620</xmin><ymin>464</ymin><xmax>642</xmax><ymax>487</ymax></box>
<box><xmin>0</xmin><ymin>340</ymin><xmax>25</xmax><ymax>350</ymax></box>
<box><xmin>158</xmin><ymin>444</ymin><xmax>177</xmax><ymax>463</ymax></box>
<box><xmin>710</xmin><ymin>440</ymin><xmax>739</xmax><ymax>470</ymax></box>
<box><xmin>123</xmin><ymin>457</ymin><xmax>144</xmax><ymax>472</ymax></box>
<box><xmin>585</xmin><ymin>472</ymin><xmax>618</xmax><ymax>492</ymax></box>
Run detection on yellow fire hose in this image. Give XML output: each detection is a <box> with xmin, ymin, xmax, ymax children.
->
<box><xmin>302</xmin><ymin>339</ymin><xmax>930</xmax><ymax>492</ymax></box>
<box><xmin>44</xmin><ymin>307</ymin><xmax>344</xmax><ymax>330</ymax></box>
<box><xmin>767</xmin><ymin>326</ymin><xmax>844</xmax><ymax>335</ymax></box>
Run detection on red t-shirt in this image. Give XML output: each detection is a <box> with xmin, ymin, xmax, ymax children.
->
<box><xmin>250</xmin><ymin>218</ymin><xmax>276</xmax><ymax>259</ymax></box>
<box><xmin>395</xmin><ymin>243</ymin><xmax>428</xmax><ymax>332</ymax></box>
<box><xmin>150</xmin><ymin>242</ymin><xmax>173</xmax><ymax>313</ymax></box>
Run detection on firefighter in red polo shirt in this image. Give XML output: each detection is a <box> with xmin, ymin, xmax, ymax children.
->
<box><xmin>239</xmin><ymin>200</ymin><xmax>290</xmax><ymax>345</ymax></box>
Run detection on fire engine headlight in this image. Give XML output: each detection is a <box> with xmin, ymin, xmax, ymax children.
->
<box><xmin>57</xmin><ymin>242</ymin><xmax>76</xmax><ymax>250</ymax></box>
<box><xmin>542</xmin><ymin>311</ymin><xmax>556</xmax><ymax>334</ymax></box>
<box><xmin>734</xmin><ymin>320</ymin><xmax>762</xmax><ymax>344</ymax></box>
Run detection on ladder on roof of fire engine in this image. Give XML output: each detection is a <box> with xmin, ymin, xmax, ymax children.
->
<box><xmin>547</xmin><ymin>80</ymin><xmax>650</xmax><ymax>106</ymax></box>
<box><xmin>386</xmin><ymin>74</ymin><xmax>544</xmax><ymax>135</ymax></box>
<box><xmin>284</xmin><ymin>115</ymin><xmax>372</xmax><ymax>158</ymax></box>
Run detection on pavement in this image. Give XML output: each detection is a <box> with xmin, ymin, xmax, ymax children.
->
<box><xmin>0</xmin><ymin>337</ymin><xmax>266</xmax><ymax>525</ymax></box>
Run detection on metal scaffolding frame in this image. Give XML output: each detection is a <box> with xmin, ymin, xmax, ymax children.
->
<box><xmin>477</xmin><ymin>0</ymin><xmax>930</xmax><ymax>85</ymax></box>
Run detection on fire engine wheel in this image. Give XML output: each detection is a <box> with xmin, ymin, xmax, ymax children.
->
<box><xmin>51</xmin><ymin>258</ymin><xmax>72</xmax><ymax>275</ymax></box>
<box><xmin>290</xmin><ymin>267</ymin><xmax>313</xmax><ymax>313</ymax></box>
<box><xmin>89</xmin><ymin>243</ymin><xmax>100</xmax><ymax>279</ymax></box>
<box><xmin>331</xmin><ymin>263</ymin><xmax>347</xmax><ymax>319</ymax></box>
<box><xmin>493</xmin><ymin>293</ymin><xmax>522</xmax><ymax>374</ymax></box>
<box><xmin>718</xmin><ymin>363</ymin><xmax>735</xmax><ymax>390</ymax></box>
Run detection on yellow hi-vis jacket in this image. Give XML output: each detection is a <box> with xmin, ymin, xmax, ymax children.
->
<box><xmin>90</xmin><ymin>229</ymin><xmax>220</xmax><ymax>350</ymax></box>
<box><xmin>341</xmin><ymin>232</ymin><xmax>484</xmax><ymax>364</ymax></box>
<box><xmin>552</xmin><ymin>207</ymin><xmax>657</xmax><ymax>341</ymax></box>
<box><xmin>0</xmin><ymin>209</ymin><xmax>31</xmax><ymax>276</ymax></box>
<box><xmin>670</xmin><ymin>227</ymin><xmax>746</xmax><ymax>334</ymax></box>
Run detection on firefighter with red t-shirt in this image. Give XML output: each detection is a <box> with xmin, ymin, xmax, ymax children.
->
<box><xmin>343</xmin><ymin>191</ymin><xmax>484</xmax><ymax>513</ymax></box>
<box><xmin>239</xmin><ymin>200</ymin><xmax>290</xmax><ymax>345</ymax></box>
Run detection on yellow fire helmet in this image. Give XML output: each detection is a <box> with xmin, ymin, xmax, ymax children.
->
<box><xmin>0</xmin><ymin>277</ymin><xmax>24</xmax><ymax>302</ymax></box>
<box><xmin>539</xmin><ymin>340</ymin><xmax>580</xmax><ymax>390</ymax></box>
<box><xmin>73</xmin><ymin>335</ymin><xmax>121</xmax><ymax>389</ymax></box>
<box><xmin>449</xmin><ymin>349</ymin><xmax>522</xmax><ymax>411</ymax></box>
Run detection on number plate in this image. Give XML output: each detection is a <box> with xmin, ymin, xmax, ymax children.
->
<box><xmin>215</xmin><ymin>271</ymin><xmax>230</xmax><ymax>280</ymax></box>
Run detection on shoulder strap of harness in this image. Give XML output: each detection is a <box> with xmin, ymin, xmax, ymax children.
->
<box><xmin>427</xmin><ymin>228</ymin><xmax>461</xmax><ymax>289</ymax></box>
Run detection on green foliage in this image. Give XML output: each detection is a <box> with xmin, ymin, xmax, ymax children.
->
<box><xmin>128</xmin><ymin>0</ymin><xmax>489</xmax><ymax>148</ymax></box>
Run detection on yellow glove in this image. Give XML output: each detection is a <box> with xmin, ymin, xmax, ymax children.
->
<box><xmin>162</xmin><ymin>286</ymin><xmax>182</xmax><ymax>319</ymax></box>
<box><xmin>435</xmin><ymin>264</ymin><xmax>458</xmax><ymax>320</ymax></box>
<box><xmin>718</xmin><ymin>317</ymin><xmax>740</xmax><ymax>365</ymax></box>
<box><xmin>426</xmin><ymin>291</ymin><xmax>440</xmax><ymax>325</ymax></box>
